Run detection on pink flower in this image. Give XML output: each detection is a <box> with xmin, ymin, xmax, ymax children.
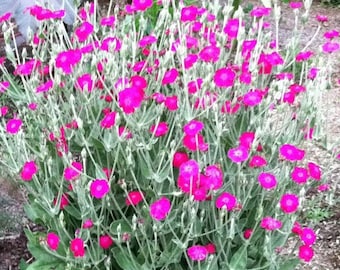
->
<box><xmin>14</xmin><ymin>59</ymin><xmax>41</xmax><ymax>76</ymax></box>
<box><xmin>183</xmin><ymin>133</ymin><xmax>208</xmax><ymax>152</ymax></box>
<box><xmin>6</xmin><ymin>118</ymin><xmax>23</xmax><ymax>134</ymax></box>
<box><xmin>258</xmin><ymin>172</ymin><xmax>277</xmax><ymax>189</ymax></box>
<box><xmin>76</xmin><ymin>73</ymin><xmax>94</xmax><ymax>92</ymax></box>
<box><xmin>162</xmin><ymin>68</ymin><xmax>178</xmax><ymax>85</ymax></box>
<box><xmin>28</xmin><ymin>103</ymin><xmax>38</xmax><ymax>111</ymax></box>
<box><xmin>133</xmin><ymin>0</ymin><xmax>153</xmax><ymax>11</ymax></box>
<box><xmin>0</xmin><ymin>81</ymin><xmax>10</xmax><ymax>93</ymax></box>
<box><xmin>36</xmin><ymin>80</ymin><xmax>53</xmax><ymax>93</ymax></box>
<box><xmin>150</xmin><ymin>197</ymin><xmax>171</xmax><ymax>221</ymax></box>
<box><xmin>205</xmin><ymin>243</ymin><xmax>216</xmax><ymax>254</ymax></box>
<box><xmin>172</xmin><ymin>151</ymin><xmax>189</xmax><ymax>168</ymax></box>
<box><xmin>279</xmin><ymin>144</ymin><xmax>305</xmax><ymax>161</ymax></box>
<box><xmin>213</xmin><ymin>67</ymin><xmax>236</xmax><ymax>88</ymax></box>
<box><xmin>55</xmin><ymin>49</ymin><xmax>82</xmax><ymax>74</ymax></box>
<box><xmin>82</xmin><ymin>219</ymin><xmax>94</xmax><ymax>229</ymax></box>
<box><xmin>64</xmin><ymin>162</ymin><xmax>83</xmax><ymax>181</ymax></box>
<box><xmin>199</xmin><ymin>45</ymin><xmax>220</xmax><ymax>62</ymax></box>
<box><xmin>260</xmin><ymin>217</ymin><xmax>282</xmax><ymax>231</ymax></box>
<box><xmin>316</xmin><ymin>14</ymin><xmax>328</xmax><ymax>22</ymax></box>
<box><xmin>296</xmin><ymin>51</ymin><xmax>313</xmax><ymax>62</ymax></box>
<box><xmin>150</xmin><ymin>122</ymin><xmax>169</xmax><ymax>137</ymax></box>
<box><xmin>180</xmin><ymin>6</ymin><xmax>198</xmax><ymax>22</ymax></box>
<box><xmin>243</xmin><ymin>229</ymin><xmax>253</xmax><ymax>239</ymax></box>
<box><xmin>179</xmin><ymin>159</ymin><xmax>200</xmax><ymax>179</ymax></box>
<box><xmin>298</xmin><ymin>245</ymin><xmax>314</xmax><ymax>262</ymax></box>
<box><xmin>227</xmin><ymin>146</ymin><xmax>249</xmax><ymax>163</ymax></box>
<box><xmin>291</xmin><ymin>166</ymin><xmax>309</xmax><ymax>184</ymax></box>
<box><xmin>292</xmin><ymin>221</ymin><xmax>303</xmax><ymax>235</ymax></box>
<box><xmin>202</xmin><ymin>164</ymin><xmax>223</xmax><ymax>190</ymax></box>
<box><xmin>46</xmin><ymin>232</ymin><xmax>60</xmax><ymax>251</ymax></box>
<box><xmin>138</xmin><ymin>35</ymin><xmax>157</xmax><ymax>47</ymax></box>
<box><xmin>224</xmin><ymin>18</ymin><xmax>240</xmax><ymax>39</ymax></box>
<box><xmin>289</xmin><ymin>2</ymin><xmax>303</xmax><ymax>9</ymax></box>
<box><xmin>0</xmin><ymin>106</ymin><xmax>8</xmax><ymax>117</ymax></box>
<box><xmin>21</xmin><ymin>161</ymin><xmax>38</xmax><ymax>181</ymax></box>
<box><xmin>187</xmin><ymin>78</ymin><xmax>203</xmax><ymax>94</ymax></box>
<box><xmin>118</xmin><ymin>126</ymin><xmax>133</xmax><ymax>139</ymax></box>
<box><xmin>177</xmin><ymin>174</ymin><xmax>199</xmax><ymax>194</ymax></box>
<box><xmin>53</xmin><ymin>193</ymin><xmax>69</xmax><ymax>210</ymax></box>
<box><xmin>70</xmin><ymin>238</ymin><xmax>85</xmax><ymax>257</ymax></box>
<box><xmin>239</xmin><ymin>131</ymin><xmax>255</xmax><ymax>149</ymax></box>
<box><xmin>100</xmin><ymin>111</ymin><xmax>117</xmax><ymax>129</ymax></box>
<box><xmin>187</xmin><ymin>245</ymin><xmax>208</xmax><ymax>261</ymax></box>
<box><xmin>100</xmin><ymin>37</ymin><xmax>122</xmax><ymax>52</ymax></box>
<box><xmin>249</xmin><ymin>155</ymin><xmax>267</xmax><ymax>168</ymax></box>
<box><xmin>322</xmin><ymin>42</ymin><xmax>340</xmax><ymax>53</ymax></box>
<box><xmin>183</xmin><ymin>120</ymin><xmax>204</xmax><ymax>136</ymax></box>
<box><xmin>280</xmin><ymin>193</ymin><xmax>299</xmax><ymax>214</ymax></box>
<box><xmin>90</xmin><ymin>179</ymin><xmax>110</xmax><ymax>199</ymax></box>
<box><xmin>250</xmin><ymin>6</ymin><xmax>271</xmax><ymax>17</ymax></box>
<box><xmin>99</xmin><ymin>235</ymin><xmax>114</xmax><ymax>249</ymax></box>
<box><xmin>118</xmin><ymin>87</ymin><xmax>144</xmax><ymax>114</ymax></box>
<box><xmin>300</xmin><ymin>227</ymin><xmax>316</xmax><ymax>246</ymax></box>
<box><xmin>100</xmin><ymin>16</ymin><xmax>115</xmax><ymax>27</ymax></box>
<box><xmin>164</xmin><ymin>95</ymin><xmax>179</xmax><ymax>111</ymax></box>
<box><xmin>324</xmin><ymin>29</ymin><xmax>339</xmax><ymax>40</ymax></box>
<box><xmin>307</xmin><ymin>162</ymin><xmax>321</xmax><ymax>180</ymax></box>
<box><xmin>221</xmin><ymin>100</ymin><xmax>241</xmax><ymax>114</ymax></box>
<box><xmin>215</xmin><ymin>192</ymin><xmax>237</xmax><ymax>210</ymax></box>
<box><xmin>317</xmin><ymin>184</ymin><xmax>329</xmax><ymax>192</ymax></box>
<box><xmin>75</xmin><ymin>21</ymin><xmax>94</xmax><ymax>42</ymax></box>
<box><xmin>184</xmin><ymin>54</ymin><xmax>198</xmax><ymax>69</ymax></box>
<box><xmin>126</xmin><ymin>191</ymin><xmax>144</xmax><ymax>206</ymax></box>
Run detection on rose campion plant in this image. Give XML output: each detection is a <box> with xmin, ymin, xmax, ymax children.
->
<box><xmin>0</xmin><ymin>0</ymin><xmax>337</xmax><ymax>269</ymax></box>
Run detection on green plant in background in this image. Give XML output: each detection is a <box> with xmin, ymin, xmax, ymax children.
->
<box><xmin>0</xmin><ymin>0</ymin><xmax>339</xmax><ymax>269</ymax></box>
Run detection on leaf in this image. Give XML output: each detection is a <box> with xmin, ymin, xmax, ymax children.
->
<box><xmin>279</xmin><ymin>258</ymin><xmax>300</xmax><ymax>270</ymax></box>
<box><xmin>229</xmin><ymin>246</ymin><xmax>247</xmax><ymax>270</ymax></box>
<box><xmin>26</xmin><ymin>260</ymin><xmax>65</xmax><ymax>270</ymax></box>
<box><xmin>112</xmin><ymin>247</ymin><xmax>142</xmax><ymax>270</ymax></box>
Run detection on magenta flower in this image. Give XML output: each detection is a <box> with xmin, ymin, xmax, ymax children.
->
<box><xmin>150</xmin><ymin>122</ymin><xmax>169</xmax><ymax>137</ymax></box>
<box><xmin>55</xmin><ymin>49</ymin><xmax>82</xmax><ymax>74</ymax></box>
<box><xmin>183</xmin><ymin>133</ymin><xmax>208</xmax><ymax>152</ymax></box>
<box><xmin>100</xmin><ymin>37</ymin><xmax>122</xmax><ymax>52</ymax></box>
<box><xmin>99</xmin><ymin>235</ymin><xmax>114</xmax><ymax>249</ymax></box>
<box><xmin>0</xmin><ymin>81</ymin><xmax>10</xmax><ymax>93</ymax></box>
<box><xmin>292</xmin><ymin>221</ymin><xmax>303</xmax><ymax>235</ymax></box>
<box><xmin>179</xmin><ymin>159</ymin><xmax>200</xmax><ymax>179</ymax></box>
<box><xmin>125</xmin><ymin>191</ymin><xmax>144</xmax><ymax>206</ymax></box>
<box><xmin>177</xmin><ymin>174</ymin><xmax>199</xmax><ymax>194</ymax></box>
<box><xmin>184</xmin><ymin>54</ymin><xmax>198</xmax><ymax>69</ymax></box>
<box><xmin>258</xmin><ymin>172</ymin><xmax>277</xmax><ymax>189</ymax></box>
<box><xmin>322</xmin><ymin>42</ymin><xmax>340</xmax><ymax>53</ymax></box>
<box><xmin>46</xmin><ymin>232</ymin><xmax>60</xmax><ymax>251</ymax></box>
<box><xmin>187</xmin><ymin>245</ymin><xmax>208</xmax><ymax>261</ymax></box>
<box><xmin>307</xmin><ymin>162</ymin><xmax>321</xmax><ymax>180</ymax></box>
<box><xmin>150</xmin><ymin>197</ymin><xmax>171</xmax><ymax>221</ymax></box>
<box><xmin>138</xmin><ymin>35</ymin><xmax>157</xmax><ymax>47</ymax></box>
<box><xmin>162</xmin><ymin>68</ymin><xmax>178</xmax><ymax>85</ymax></box>
<box><xmin>172</xmin><ymin>151</ymin><xmax>189</xmax><ymax>168</ymax></box>
<box><xmin>76</xmin><ymin>73</ymin><xmax>94</xmax><ymax>92</ymax></box>
<box><xmin>90</xmin><ymin>179</ymin><xmax>110</xmax><ymax>199</ymax></box>
<box><xmin>289</xmin><ymin>2</ymin><xmax>303</xmax><ymax>9</ymax></box>
<box><xmin>279</xmin><ymin>144</ymin><xmax>305</xmax><ymax>161</ymax></box>
<box><xmin>224</xmin><ymin>18</ymin><xmax>240</xmax><ymax>39</ymax></box>
<box><xmin>213</xmin><ymin>67</ymin><xmax>236</xmax><ymax>88</ymax></box>
<box><xmin>36</xmin><ymin>80</ymin><xmax>53</xmax><ymax>93</ymax></box>
<box><xmin>250</xmin><ymin>6</ymin><xmax>271</xmax><ymax>17</ymax></box>
<box><xmin>296</xmin><ymin>51</ymin><xmax>313</xmax><ymax>62</ymax></box>
<box><xmin>0</xmin><ymin>106</ymin><xmax>8</xmax><ymax>117</ymax></box>
<box><xmin>70</xmin><ymin>238</ymin><xmax>85</xmax><ymax>258</ymax></box>
<box><xmin>202</xmin><ymin>164</ymin><xmax>223</xmax><ymax>190</ymax></box>
<box><xmin>291</xmin><ymin>166</ymin><xmax>309</xmax><ymax>184</ymax></box>
<box><xmin>100</xmin><ymin>16</ymin><xmax>116</xmax><ymax>27</ymax></box>
<box><xmin>249</xmin><ymin>155</ymin><xmax>267</xmax><ymax>168</ymax></box>
<box><xmin>227</xmin><ymin>146</ymin><xmax>249</xmax><ymax>163</ymax></box>
<box><xmin>183</xmin><ymin>120</ymin><xmax>204</xmax><ymax>136</ymax></box>
<box><xmin>243</xmin><ymin>90</ymin><xmax>263</xmax><ymax>107</ymax></box>
<box><xmin>20</xmin><ymin>161</ymin><xmax>38</xmax><ymax>181</ymax></box>
<box><xmin>75</xmin><ymin>21</ymin><xmax>94</xmax><ymax>42</ymax></box>
<box><xmin>164</xmin><ymin>95</ymin><xmax>179</xmax><ymax>111</ymax></box>
<box><xmin>133</xmin><ymin>0</ymin><xmax>153</xmax><ymax>11</ymax></box>
<box><xmin>100</xmin><ymin>111</ymin><xmax>117</xmax><ymax>129</ymax></box>
<box><xmin>215</xmin><ymin>192</ymin><xmax>237</xmax><ymax>210</ymax></box>
<box><xmin>298</xmin><ymin>245</ymin><xmax>314</xmax><ymax>262</ymax></box>
<box><xmin>324</xmin><ymin>29</ymin><xmax>339</xmax><ymax>40</ymax></box>
<box><xmin>82</xmin><ymin>219</ymin><xmax>94</xmax><ymax>229</ymax></box>
<box><xmin>180</xmin><ymin>6</ymin><xmax>198</xmax><ymax>22</ymax></box>
<box><xmin>187</xmin><ymin>78</ymin><xmax>203</xmax><ymax>94</ymax></box>
<box><xmin>243</xmin><ymin>228</ymin><xmax>253</xmax><ymax>239</ymax></box>
<box><xmin>14</xmin><ymin>59</ymin><xmax>41</xmax><ymax>76</ymax></box>
<box><xmin>6</xmin><ymin>118</ymin><xmax>23</xmax><ymax>134</ymax></box>
<box><xmin>239</xmin><ymin>131</ymin><xmax>255</xmax><ymax>149</ymax></box>
<box><xmin>199</xmin><ymin>45</ymin><xmax>220</xmax><ymax>63</ymax></box>
<box><xmin>118</xmin><ymin>87</ymin><xmax>144</xmax><ymax>114</ymax></box>
<box><xmin>260</xmin><ymin>217</ymin><xmax>282</xmax><ymax>231</ymax></box>
<box><xmin>300</xmin><ymin>227</ymin><xmax>316</xmax><ymax>246</ymax></box>
<box><xmin>64</xmin><ymin>162</ymin><xmax>83</xmax><ymax>181</ymax></box>
<box><xmin>280</xmin><ymin>193</ymin><xmax>299</xmax><ymax>214</ymax></box>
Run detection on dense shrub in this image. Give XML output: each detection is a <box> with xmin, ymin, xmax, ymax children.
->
<box><xmin>0</xmin><ymin>0</ymin><xmax>338</xmax><ymax>269</ymax></box>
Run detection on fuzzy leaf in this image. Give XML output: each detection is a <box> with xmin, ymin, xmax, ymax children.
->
<box><xmin>229</xmin><ymin>246</ymin><xmax>247</xmax><ymax>270</ymax></box>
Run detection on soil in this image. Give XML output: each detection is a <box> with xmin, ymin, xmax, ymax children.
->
<box><xmin>0</xmin><ymin>1</ymin><xmax>339</xmax><ymax>270</ymax></box>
